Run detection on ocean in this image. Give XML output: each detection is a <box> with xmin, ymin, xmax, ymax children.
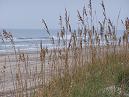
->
<box><xmin>0</xmin><ymin>29</ymin><xmax>124</xmax><ymax>54</ymax></box>
<box><xmin>0</xmin><ymin>29</ymin><xmax>60</xmax><ymax>53</ymax></box>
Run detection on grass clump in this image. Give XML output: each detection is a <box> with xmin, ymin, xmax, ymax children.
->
<box><xmin>40</xmin><ymin>53</ymin><xmax>129</xmax><ymax>97</ymax></box>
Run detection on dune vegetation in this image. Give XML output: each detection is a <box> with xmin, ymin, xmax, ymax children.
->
<box><xmin>0</xmin><ymin>0</ymin><xmax>129</xmax><ymax>97</ymax></box>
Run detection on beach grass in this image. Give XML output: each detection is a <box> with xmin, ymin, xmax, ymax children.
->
<box><xmin>0</xmin><ymin>0</ymin><xmax>129</xmax><ymax>97</ymax></box>
<box><xmin>31</xmin><ymin>51</ymin><xmax>129</xmax><ymax>97</ymax></box>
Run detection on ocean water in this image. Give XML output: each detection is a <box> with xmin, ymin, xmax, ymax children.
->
<box><xmin>0</xmin><ymin>29</ymin><xmax>124</xmax><ymax>53</ymax></box>
<box><xmin>0</xmin><ymin>29</ymin><xmax>60</xmax><ymax>53</ymax></box>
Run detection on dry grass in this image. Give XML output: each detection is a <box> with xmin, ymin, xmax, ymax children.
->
<box><xmin>0</xmin><ymin>0</ymin><xmax>129</xmax><ymax>97</ymax></box>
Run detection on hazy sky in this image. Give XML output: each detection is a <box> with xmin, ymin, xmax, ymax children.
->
<box><xmin>0</xmin><ymin>0</ymin><xmax>129</xmax><ymax>29</ymax></box>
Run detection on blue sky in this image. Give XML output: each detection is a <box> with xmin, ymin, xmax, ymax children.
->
<box><xmin>0</xmin><ymin>0</ymin><xmax>129</xmax><ymax>29</ymax></box>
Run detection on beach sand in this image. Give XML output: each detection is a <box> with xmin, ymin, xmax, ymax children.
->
<box><xmin>0</xmin><ymin>50</ymin><xmax>52</xmax><ymax>96</ymax></box>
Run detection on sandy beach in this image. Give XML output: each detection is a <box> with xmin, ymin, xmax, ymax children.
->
<box><xmin>0</xmin><ymin>45</ymin><xmax>126</xmax><ymax>96</ymax></box>
<box><xmin>0</xmin><ymin>50</ymin><xmax>52</xmax><ymax>96</ymax></box>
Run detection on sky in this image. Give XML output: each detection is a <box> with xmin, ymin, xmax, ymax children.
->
<box><xmin>0</xmin><ymin>0</ymin><xmax>129</xmax><ymax>30</ymax></box>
